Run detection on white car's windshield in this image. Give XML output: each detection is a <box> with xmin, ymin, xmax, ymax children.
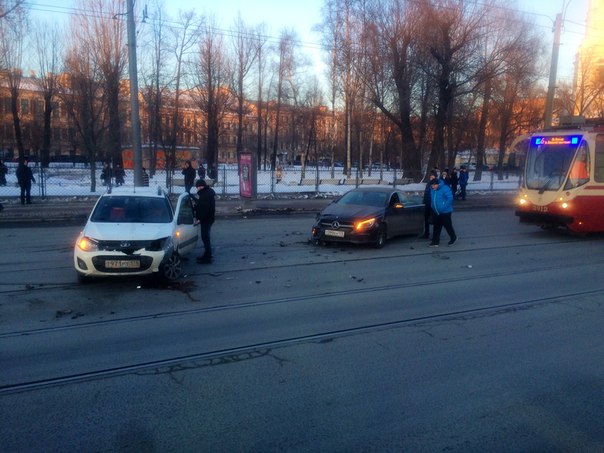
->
<box><xmin>91</xmin><ymin>196</ymin><xmax>173</xmax><ymax>223</ymax></box>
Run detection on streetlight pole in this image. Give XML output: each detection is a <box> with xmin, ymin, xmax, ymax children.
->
<box><xmin>544</xmin><ymin>13</ymin><xmax>562</xmax><ymax>129</ymax></box>
<box><xmin>126</xmin><ymin>0</ymin><xmax>143</xmax><ymax>186</ymax></box>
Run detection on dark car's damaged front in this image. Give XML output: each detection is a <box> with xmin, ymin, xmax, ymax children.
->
<box><xmin>311</xmin><ymin>187</ymin><xmax>424</xmax><ymax>248</ymax></box>
<box><xmin>312</xmin><ymin>202</ymin><xmax>385</xmax><ymax>246</ymax></box>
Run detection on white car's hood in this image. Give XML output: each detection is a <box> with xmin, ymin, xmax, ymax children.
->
<box><xmin>83</xmin><ymin>221</ymin><xmax>174</xmax><ymax>241</ymax></box>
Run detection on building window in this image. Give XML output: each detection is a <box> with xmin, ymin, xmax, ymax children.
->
<box><xmin>20</xmin><ymin>99</ymin><xmax>29</xmax><ymax>115</ymax></box>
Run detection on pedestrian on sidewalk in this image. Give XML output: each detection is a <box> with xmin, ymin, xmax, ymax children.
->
<box><xmin>0</xmin><ymin>159</ymin><xmax>7</xmax><ymax>186</ymax></box>
<box><xmin>422</xmin><ymin>170</ymin><xmax>438</xmax><ymax>238</ymax></box>
<box><xmin>275</xmin><ymin>164</ymin><xmax>283</xmax><ymax>183</ymax></box>
<box><xmin>194</xmin><ymin>179</ymin><xmax>216</xmax><ymax>264</ymax></box>
<box><xmin>16</xmin><ymin>158</ymin><xmax>35</xmax><ymax>205</ymax></box>
<box><xmin>458</xmin><ymin>166</ymin><xmax>469</xmax><ymax>200</ymax></box>
<box><xmin>429</xmin><ymin>178</ymin><xmax>457</xmax><ymax>247</ymax></box>
<box><xmin>142</xmin><ymin>167</ymin><xmax>150</xmax><ymax>186</ymax></box>
<box><xmin>182</xmin><ymin>160</ymin><xmax>196</xmax><ymax>193</ymax></box>
<box><xmin>450</xmin><ymin>167</ymin><xmax>459</xmax><ymax>197</ymax></box>
<box><xmin>114</xmin><ymin>164</ymin><xmax>125</xmax><ymax>186</ymax></box>
<box><xmin>100</xmin><ymin>161</ymin><xmax>112</xmax><ymax>187</ymax></box>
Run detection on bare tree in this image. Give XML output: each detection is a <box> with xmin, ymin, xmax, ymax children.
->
<box><xmin>361</xmin><ymin>0</ymin><xmax>423</xmax><ymax>180</ymax></box>
<box><xmin>190</xmin><ymin>17</ymin><xmax>233</xmax><ymax>180</ymax></box>
<box><xmin>299</xmin><ymin>79</ymin><xmax>324</xmax><ymax>180</ymax></box>
<box><xmin>59</xmin><ymin>43</ymin><xmax>107</xmax><ymax>192</ymax></box>
<box><xmin>230</xmin><ymin>14</ymin><xmax>258</xmax><ymax>156</ymax></box>
<box><xmin>419</xmin><ymin>0</ymin><xmax>489</xmax><ymax>174</ymax></box>
<box><xmin>0</xmin><ymin>6</ymin><xmax>26</xmax><ymax>158</ymax></box>
<box><xmin>271</xmin><ymin>30</ymin><xmax>297</xmax><ymax>171</ymax></box>
<box><xmin>571</xmin><ymin>47</ymin><xmax>604</xmax><ymax>118</ymax></box>
<box><xmin>489</xmin><ymin>21</ymin><xmax>542</xmax><ymax>179</ymax></box>
<box><xmin>468</xmin><ymin>3</ymin><xmax>538</xmax><ymax>180</ymax></box>
<box><xmin>139</xmin><ymin>0</ymin><xmax>170</xmax><ymax>176</ymax></box>
<box><xmin>82</xmin><ymin>0</ymin><xmax>127</xmax><ymax>167</ymax></box>
<box><xmin>166</xmin><ymin>9</ymin><xmax>201</xmax><ymax>182</ymax></box>
<box><xmin>318</xmin><ymin>0</ymin><xmax>344</xmax><ymax>178</ymax></box>
<box><xmin>253</xmin><ymin>24</ymin><xmax>269</xmax><ymax>170</ymax></box>
<box><xmin>0</xmin><ymin>0</ymin><xmax>24</xmax><ymax>20</ymax></box>
<box><xmin>31</xmin><ymin>20</ymin><xmax>63</xmax><ymax>167</ymax></box>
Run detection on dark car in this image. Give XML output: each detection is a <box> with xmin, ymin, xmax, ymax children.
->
<box><xmin>311</xmin><ymin>187</ymin><xmax>424</xmax><ymax>248</ymax></box>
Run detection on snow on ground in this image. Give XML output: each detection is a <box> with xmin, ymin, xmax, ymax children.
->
<box><xmin>0</xmin><ymin>162</ymin><xmax>521</xmax><ymax>200</ymax></box>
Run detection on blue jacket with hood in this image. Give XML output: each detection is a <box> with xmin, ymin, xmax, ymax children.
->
<box><xmin>431</xmin><ymin>180</ymin><xmax>454</xmax><ymax>214</ymax></box>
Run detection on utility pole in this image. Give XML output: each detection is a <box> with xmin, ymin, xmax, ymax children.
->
<box><xmin>544</xmin><ymin>13</ymin><xmax>563</xmax><ymax>128</ymax></box>
<box><xmin>127</xmin><ymin>0</ymin><xmax>143</xmax><ymax>186</ymax></box>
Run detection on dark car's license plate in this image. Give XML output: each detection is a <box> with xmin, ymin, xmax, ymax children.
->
<box><xmin>325</xmin><ymin>229</ymin><xmax>345</xmax><ymax>238</ymax></box>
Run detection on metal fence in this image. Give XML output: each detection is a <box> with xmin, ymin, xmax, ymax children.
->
<box><xmin>0</xmin><ymin>161</ymin><xmax>520</xmax><ymax>200</ymax></box>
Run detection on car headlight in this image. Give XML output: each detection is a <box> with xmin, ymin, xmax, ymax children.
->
<box><xmin>354</xmin><ymin>218</ymin><xmax>377</xmax><ymax>231</ymax></box>
<box><xmin>77</xmin><ymin>236</ymin><xmax>99</xmax><ymax>252</ymax></box>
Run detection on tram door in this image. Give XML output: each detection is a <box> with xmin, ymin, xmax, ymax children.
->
<box><xmin>593</xmin><ymin>135</ymin><xmax>604</xmax><ymax>229</ymax></box>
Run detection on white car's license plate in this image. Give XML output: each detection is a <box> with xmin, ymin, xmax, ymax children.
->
<box><xmin>106</xmin><ymin>259</ymin><xmax>141</xmax><ymax>269</ymax></box>
<box><xmin>325</xmin><ymin>229</ymin><xmax>345</xmax><ymax>238</ymax></box>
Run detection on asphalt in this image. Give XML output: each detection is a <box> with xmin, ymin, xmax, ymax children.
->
<box><xmin>0</xmin><ymin>191</ymin><xmax>518</xmax><ymax>226</ymax></box>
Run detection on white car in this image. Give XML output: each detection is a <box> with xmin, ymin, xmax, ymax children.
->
<box><xmin>74</xmin><ymin>186</ymin><xmax>198</xmax><ymax>283</ymax></box>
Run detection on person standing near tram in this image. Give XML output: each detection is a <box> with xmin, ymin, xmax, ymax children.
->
<box><xmin>429</xmin><ymin>177</ymin><xmax>457</xmax><ymax>247</ymax></box>
<box><xmin>458</xmin><ymin>166</ymin><xmax>469</xmax><ymax>200</ymax></box>
<box><xmin>422</xmin><ymin>170</ymin><xmax>438</xmax><ymax>239</ymax></box>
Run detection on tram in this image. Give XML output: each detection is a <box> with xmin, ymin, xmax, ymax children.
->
<box><xmin>515</xmin><ymin>118</ymin><xmax>604</xmax><ymax>233</ymax></box>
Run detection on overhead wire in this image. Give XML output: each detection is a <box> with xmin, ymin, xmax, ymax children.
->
<box><xmin>22</xmin><ymin>0</ymin><xmax>591</xmax><ymax>61</ymax></box>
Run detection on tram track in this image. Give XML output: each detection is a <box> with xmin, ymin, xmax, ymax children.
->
<box><xmin>0</xmin><ymin>235</ymin><xmax>599</xmax><ymax>341</ymax></box>
<box><xmin>2</xmin><ymin>285</ymin><xmax>604</xmax><ymax>396</ymax></box>
<box><xmin>2</xmin><ymin>229</ymin><xmax>602</xmax><ymax>395</ymax></box>
<box><xmin>0</xmin><ymin>234</ymin><xmax>586</xmax><ymax>295</ymax></box>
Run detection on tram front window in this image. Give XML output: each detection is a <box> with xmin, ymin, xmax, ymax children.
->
<box><xmin>525</xmin><ymin>135</ymin><xmax>583</xmax><ymax>192</ymax></box>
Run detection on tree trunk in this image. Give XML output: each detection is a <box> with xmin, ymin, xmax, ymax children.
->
<box><xmin>474</xmin><ymin>78</ymin><xmax>492</xmax><ymax>181</ymax></box>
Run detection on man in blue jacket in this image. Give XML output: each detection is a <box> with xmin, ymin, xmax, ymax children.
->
<box><xmin>429</xmin><ymin>178</ymin><xmax>457</xmax><ymax>247</ymax></box>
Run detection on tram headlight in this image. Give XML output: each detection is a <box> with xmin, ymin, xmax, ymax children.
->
<box><xmin>519</xmin><ymin>198</ymin><xmax>527</xmax><ymax>206</ymax></box>
<box><xmin>561</xmin><ymin>202</ymin><xmax>569</xmax><ymax>209</ymax></box>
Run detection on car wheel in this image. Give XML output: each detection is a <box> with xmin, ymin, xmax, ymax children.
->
<box><xmin>161</xmin><ymin>253</ymin><xmax>183</xmax><ymax>281</ymax></box>
<box><xmin>375</xmin><ymin>224</ymin><xmax>387</xmax><ymax>248</ymax></box>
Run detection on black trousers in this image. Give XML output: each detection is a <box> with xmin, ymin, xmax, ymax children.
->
<box><xmin>432</xmin><ymin>212</ymin><xmax>456</xmax><ymax>244</ymax></box>
<box><xmin>200</xmin><ymin>223</ymin><xmax>212</xmax><ymax>258</ymax></box>
<box><xmin>423</xmin><ymin>204</ymin><xmax>431</xmax><ymax>236</ymax></box>
<box><xmin>19</xmin><ymin>183</ymin><xmax>31</xmax><ymax>204</ymax></box>
<box><xmin>460</xmin><ymin>185</ymin><xmax>467</xmax><ymax>200</ymax></box>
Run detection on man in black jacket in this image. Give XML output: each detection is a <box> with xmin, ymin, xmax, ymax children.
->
<box><xmin>16</xmin><ymin>158</ymin><xmax>35</xmax><ymax>204</ymax></box>
<box><xmin>421</xmin><ymin>170</ymin><xmax>438</xmax><ymax>238</ymax></box>
<box><xmin>194</xmin><ymin>179</ymin><xmax>216</xmax><ymax>264</ymax></box>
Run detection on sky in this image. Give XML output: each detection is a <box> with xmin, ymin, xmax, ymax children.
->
<box><xmin>27</xmin><ymin>0</ymin><xmax>588</xmax><ymax>84</ymax></box>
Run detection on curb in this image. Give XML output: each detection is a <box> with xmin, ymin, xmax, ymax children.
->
<box><xmin>0</xmin><ymin>192</ymin><xmax>518</xmax><ymax>227</ymax></box>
